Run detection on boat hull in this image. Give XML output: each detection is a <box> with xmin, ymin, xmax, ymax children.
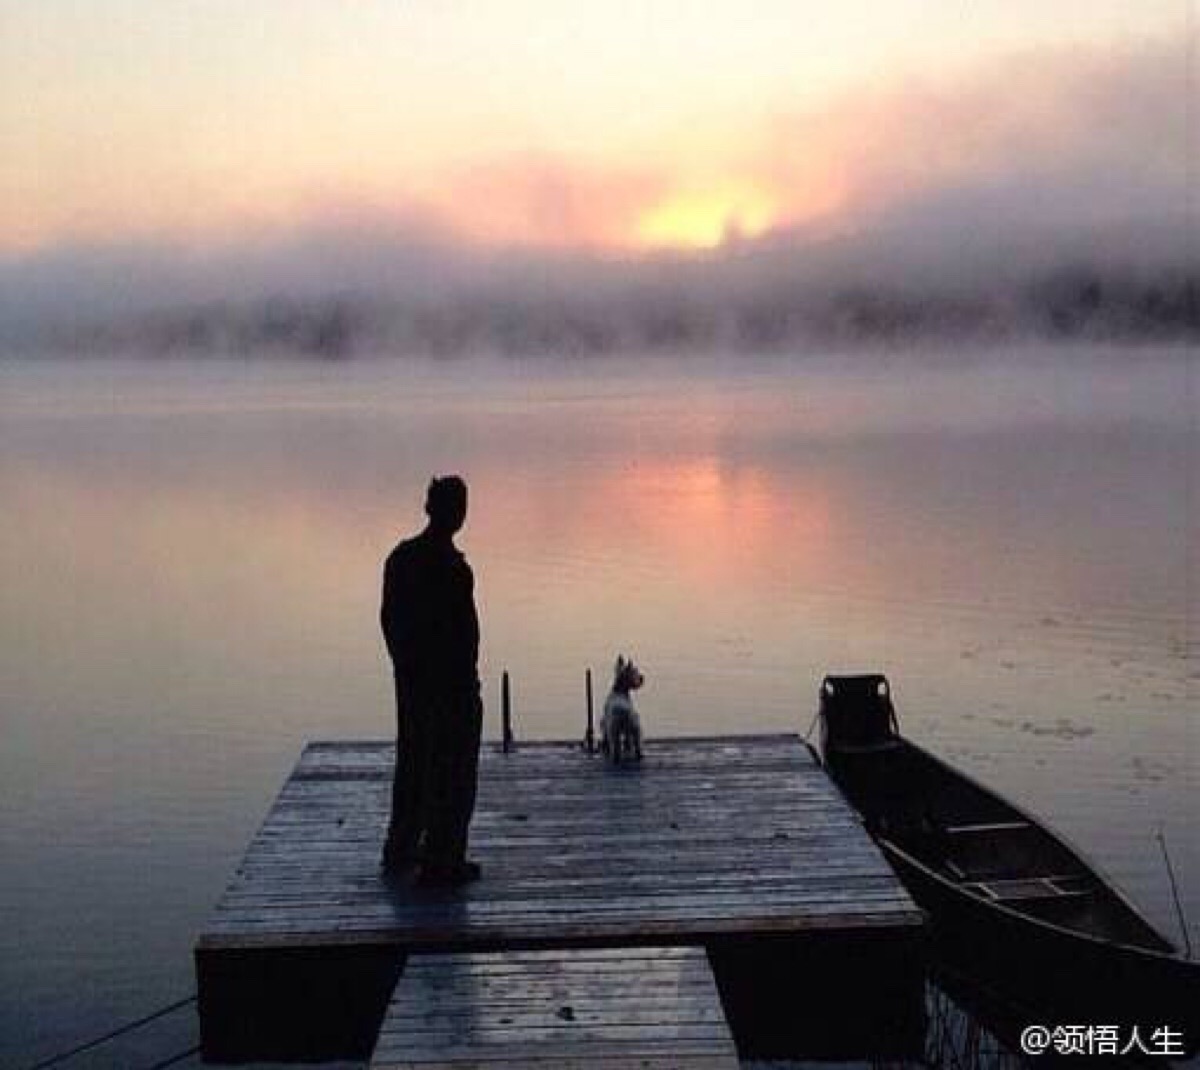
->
<box><xmin>882</xmin><ymin>838</ymin><xmax>1200</xmax><ymax>1036</ymax></box>
<box><xmin>820</xmin><ymin>739</ymin><xmax>1199</xmax><ymax>1044</ymax></box>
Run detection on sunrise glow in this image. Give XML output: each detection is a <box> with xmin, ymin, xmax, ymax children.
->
<box><xmin>0</xmin><ymin>1</ymin><xmax>1177</xmax><ymax>257</ymax></box>
<box><xmin>635</xmin><ymin>186</ymin><xmax>777</xmax><ymax>249</ymax></box>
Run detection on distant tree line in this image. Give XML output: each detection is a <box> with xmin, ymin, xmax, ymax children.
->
<box><xmin>38</xmin><ymin>265</ymin><xmax>1200</xmax><ymax>359</ymax></box>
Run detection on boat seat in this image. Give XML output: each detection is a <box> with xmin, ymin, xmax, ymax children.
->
<box><xmin>826</xmin><ymin>738</ymin><xmax>905</xmax><ymax>756</ymax></box>
<box><xmin>943</xmin><ymin>820</ymin><xmax>1031</xmax><ymax>835</ymax></box>
<box><xmin>966</xmin><ymin>875</ymin><xmax>1095</xmax><ymax>903</ymax></box>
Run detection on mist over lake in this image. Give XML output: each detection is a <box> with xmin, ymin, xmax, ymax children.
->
<box><xmin>6</xmin><ymin>1</ymin><xmax>1200</xmax><ymax>1064</ymax></box>
<box><xmin>1</xmin><ymin>345</ymin><xmax>1195</xmax><ymax>1065</ymax></box>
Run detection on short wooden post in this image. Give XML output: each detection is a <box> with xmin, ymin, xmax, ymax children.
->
<box><xmin>584</xmin><ymin>668</ymin><xmax>595</xmax><ymax>754</ymax></box>
<box><xmin>501</xmin><ymin>670</ymin><xmax>514</xmax><ymax>754</ymax></box>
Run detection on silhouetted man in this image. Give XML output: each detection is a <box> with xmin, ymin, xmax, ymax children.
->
<box><xmin>381</xmin><ymin>476</ymin><xmax>482</xmax><ymax>886</ymax></box>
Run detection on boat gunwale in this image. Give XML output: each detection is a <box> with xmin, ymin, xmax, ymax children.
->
<box><xmin>808</xmin><ymin>738</ymin><xmax>1182</xmax><ymax>963</ymax></box>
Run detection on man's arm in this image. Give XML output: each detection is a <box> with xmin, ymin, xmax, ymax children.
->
<box><xmin>457</xmin><ymin>558</ymin><xmax>481</xmax><ymax>683</ymax></box>
<box><xmin>466</xmin><ymin>567</ymin><xmax>479</xmax><ymax>669</ymax></box>
<box><xmin>381</xmin><ymin>551</ymin><xmax>405</xmax><ymax>666</ymax></box>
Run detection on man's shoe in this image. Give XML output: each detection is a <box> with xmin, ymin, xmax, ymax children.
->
<box><xmin>452</xmin><ymin>860</ymin><xmax>483</xmax><ymax>882</ymax></box>
<box><xmin>381</xmin><ymin>840</ymin><xmax>421</xmax><ymax>875</ymax></box>
<box><xmin>416</xmin><ymin>859</ymin><xmax>482</xmax><ymax>888</ymax></box>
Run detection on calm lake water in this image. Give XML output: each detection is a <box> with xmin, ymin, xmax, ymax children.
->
<box><xmin>1</xmin><ymin>347</ymin><xmax>1196</xmax><ymax>1067</ymax></box>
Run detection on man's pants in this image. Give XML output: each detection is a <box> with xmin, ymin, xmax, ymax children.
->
<box><xmin>388</xmin><ymin>677</ymin><xmax>483</xmax><ymax>866</ymax></box>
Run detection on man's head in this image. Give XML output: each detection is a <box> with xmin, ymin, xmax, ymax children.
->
<box><xmin>425</xmin><ymin>475</ymin><xmax>468</xmax><ymax>535</ymax></box>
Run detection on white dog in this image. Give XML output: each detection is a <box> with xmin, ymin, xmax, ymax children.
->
<box><xmin>601</xmin><ymin>655</ymin><xmax>644</xmax><ymax>763</ymax></box>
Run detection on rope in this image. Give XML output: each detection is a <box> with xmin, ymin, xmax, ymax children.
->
<box><xmin>26</xmin><ymin>995</ymin><xmax>196</xmax><ymax>1070</ymax></box>
<box><xmin>803</xmin><ymin>708</ymin><xmax>819</xmax><ymax>740</ymax></box>
<box><xmin>1157</xmin><ymin>825</ymin><xmax>1194</xmax><ymax>959</ymax></box>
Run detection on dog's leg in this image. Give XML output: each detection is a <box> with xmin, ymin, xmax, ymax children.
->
<box><xmin>631</xmin><ymin>714</ymin><xmax>643</xmax><ymax>761</ymax></box>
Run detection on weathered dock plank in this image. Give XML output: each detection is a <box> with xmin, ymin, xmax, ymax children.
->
<box><xmin>195</xmin><ymin>735</ymin><xmax>925</xmax><ymax>1062</ymax></box>
<box><xmin>369</xmin><ymin>947</ymin><xmax>738</xmax><ymax>1070</ymax></box>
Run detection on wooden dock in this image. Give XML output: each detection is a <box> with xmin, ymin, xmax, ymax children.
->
<box><xmin>195</xmin><ymin>734</ymin><xmax>925</xmax><ymax>1063</ymax></box>
<box><xmin>369</xmin><ymin>947</ymin><xmax>739</xmax><ymax>1069</ymax></box>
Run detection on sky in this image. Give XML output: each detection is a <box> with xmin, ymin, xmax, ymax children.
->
<box><xmin>2</xmin><ymin>1</ymin><xmax>1193</xmax><ymax>260</ymax></box>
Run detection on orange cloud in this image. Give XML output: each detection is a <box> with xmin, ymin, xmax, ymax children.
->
<box><xmin>417</xmin><ymin>155</ymin><xmax>666</xmax><ymax>250</ymax></box>
<box><xmin>754</xmin><ymin>39</ymin><xmax>1187</xmax><ymax>233</ymax></box>
<box><xmin>2</xmin><ymin>38</ymin><xmax>1183</xmax><ymax>260</ymax></box>
<box><xmin>357</xmin><ymin>40</ymin><xmax>1185</xmax><ymax>253</ymax></box>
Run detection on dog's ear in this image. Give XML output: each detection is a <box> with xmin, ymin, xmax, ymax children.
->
<box><xmin>615</xmin><ymin>655</ymin><xmax>625</xmax><ymax>672</ymax></box>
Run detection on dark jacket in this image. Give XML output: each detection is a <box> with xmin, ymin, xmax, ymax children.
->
<box><xmin>381</xmin><ymin>531</ymin><xmax>480</xmax><ymax>690</ymax></box>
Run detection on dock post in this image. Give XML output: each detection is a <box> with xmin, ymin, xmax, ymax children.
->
<box><xmin>501</xmin><ymin>670</ymin><xmax>514</xmax><ymax>753</ymax></box>
<box><xmin>584</xmin><ymin>668</ymin><xmax>595</xmax><ymax>753</ymax></box>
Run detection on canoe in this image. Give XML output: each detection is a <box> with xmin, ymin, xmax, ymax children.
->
<box><xmin>814</xmin><ymin>674</ymin><xmax>1200</xmax><ymax>1041</ymax></box>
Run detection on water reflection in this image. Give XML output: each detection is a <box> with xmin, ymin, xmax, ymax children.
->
<box><xmin>0</xmin><ymin>351</ymin><xmax>1195</xmax><ymax>1066</ymax></box>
